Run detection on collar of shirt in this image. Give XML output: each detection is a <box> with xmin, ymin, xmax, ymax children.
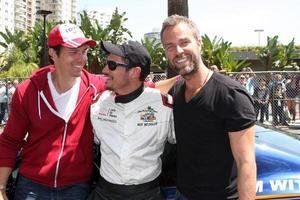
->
<box><xmin>115</xmin><ymin>84</ymin><xmax>144</xmax><ymax>103</ymax></box>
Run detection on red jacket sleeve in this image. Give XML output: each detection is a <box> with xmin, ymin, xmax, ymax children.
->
<box><xmin>0</xmin><ymin>86</ymin><xmax>29</xmax><ymax>168</ymax></box>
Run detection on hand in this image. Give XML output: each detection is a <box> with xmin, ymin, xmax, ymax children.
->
<box><xmin>0</xmin><ymin>190</ymin><xmax>8</xmax><ymax>200</ymax></box>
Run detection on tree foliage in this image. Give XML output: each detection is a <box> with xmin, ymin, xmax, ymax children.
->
<box><xmin>258</xmin><ymin>36</ymin><xmax>298</xmax><ymax>71</ymax></box>
<box><xmin>0</xmin><ymin>4</ymin><xmax>298</xmax><ymax>78</ymax></box>
<box><xmin>258</xmin><ymin>36</ymin><xmax>280</xmax><ymax>71</ymax></box>
<box><xmin>201</xmin><ymin>34</ymin><xmax>250</xmax><ymax>72</ymax></box>
<box><xmin>276</xmin><ymin>39</ymin><xmax>298</xmax><ymax>70</ymax></box>
<box><xmin>141</xmin><ymin>38</ymin><xmax>167</xmax><ymax>72</ymax></box>
<box><xmin>79</xmin><ymin>8</ymin><xmax>132</xmax><ymax>73</ymax></box>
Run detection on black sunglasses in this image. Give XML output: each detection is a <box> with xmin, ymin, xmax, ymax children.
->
<box><xmin>106</xmin><ymin>60</ymin><xmax>130</xmax><ymax>71</ymax></box>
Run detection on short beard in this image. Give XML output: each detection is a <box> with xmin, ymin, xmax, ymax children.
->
<box><xmin>169</xmin><ymin>58</ymin><xmax>199</xmax><ymax>77</ymax></box>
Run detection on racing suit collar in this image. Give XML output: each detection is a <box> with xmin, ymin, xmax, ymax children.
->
<box><xmin>115</xmin><ymin>84</ymin><xmax>144</xmax><ymax>103</ymax></box>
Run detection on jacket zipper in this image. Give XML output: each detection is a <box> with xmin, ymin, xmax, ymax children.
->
<box><xmin>40</xmin><ymin>86</ymin><xmax>93</xmax><ymax>187</ymax></box>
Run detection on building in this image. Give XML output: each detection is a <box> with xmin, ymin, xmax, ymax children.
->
<box><xmin>0</xmin><ymin>0</ymin><xmax>15</xmax><ymax>32</ymax></box>
<box><xmin>15</xmin><ymin>0</ymin><xmax>36</xmax><ymax>31</ymax></box>
<box><xmin>0</xmin><ymin>0</ymin><xmax>14</xmax><ymax>52</ymax></box>
<box><xmin>26</xmin><ymin>0</ymin><xmax>36</xmax><ymax>30</ymax></box>
<box><xmin>36</xmin><ymin>0</ymin><xmax>77</xmax><ymax>23</ymax></box>
<box><xmin>77</xmin><ymin>10</ymin><xmax>111</xmax><ymax>28</ymax></box>
<box><xmin>144</xmin><ymin>29</ymin><xmax>160</xmax><ymax>44</ymax></box>
<box><xmin>14</xmin><ymin>0</ymin><xmax>26</xmax><ymax>31</ymax></box>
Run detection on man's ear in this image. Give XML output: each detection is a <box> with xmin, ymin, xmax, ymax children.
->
<box><xmin>129</xmin><ymin>67</ymin><xmax>141</xmax><ymax>80</ymax></box>
<box><xmin>48</xmin><ymin>48</ymin><xmax>57</xmax><ymax>61</ymax></box>
<box><xmin>197</xmin><ymin>37</ymin><xmax>202</xmax><ymax>47</ymax></box>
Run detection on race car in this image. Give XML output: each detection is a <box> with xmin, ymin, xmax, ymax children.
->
<box><xmin>160</xmin><ymin>125</ymin><xmax>300</xmax><ymax>199</ymax></box>
<box><xmin>255</xmin><ymin>125</ymin><xmax>300</xmax><ymax>199</ymax></box>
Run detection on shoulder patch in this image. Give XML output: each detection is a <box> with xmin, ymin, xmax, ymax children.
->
<box><xmin>161</xmin><ymin>93</ymin><xmax>173</xmax><ymax>108</ymax></box>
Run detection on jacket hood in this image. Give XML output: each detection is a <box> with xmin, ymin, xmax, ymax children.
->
<box><xmin>29</xmin><ymin>65</ymin><xmax>98</xmax><ymax>121</ymax></box>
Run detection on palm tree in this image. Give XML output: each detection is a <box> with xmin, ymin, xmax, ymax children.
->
<box><xmin>0</xmin><ymin>28</ymin><xmax>30</xmax><ymax>71</ymax></box>
<box><xmin>142</xmin><ymin>37</ymin><xmax>167</xmax><ymax>72</ymax></box>
<box><xmin>0</xmin><ymin>28</ymin><xmax>29</xmax><ymax>52</ymax></box>
<box><xmin>79</xmin><ymin>8</ymin><xmax>132</xmax><ymax>74</ymax></box>
<box><xmin>258</xmin><ymin>36</ymin><xmax>280</xmax><ymax>71</ymax></box>
<box><xmin>201</xmin><ymin>34</ymin><xmax>249</xmax><ymax>72</ymax></box>
<box><xmin>276</xmin><ymin>39</ymin><xmax>298</xmax><ymax>70</ymax></box>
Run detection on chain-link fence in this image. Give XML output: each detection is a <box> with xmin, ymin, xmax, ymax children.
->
<box><xmin>150</xmin><ymin>71</ymin><xmax>300</xmax><ymax>127</ymax></box>
<box><xmin>0</xmin><ymin>78</ymin><xmax>26</xmax><ymax>125</ymax></box>
<box><xmin>228</xmin><ymin>71</ymin><xmax>300</xmax><ymax>127</ymax></box>
<box><xmin>2</xmin><ymin>73</ymin><xmax>300</xmax><ymax>127</ymax></box>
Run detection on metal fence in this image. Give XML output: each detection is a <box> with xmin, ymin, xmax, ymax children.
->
<box><xmin>0</xmin><ymin>78</ymin><xmax>25</xmax><ymax>125</ymax></box>
<box><xmin>151</xmin><ymin>71</ymin><xmax>300</xmax><ymax>127</ymax></box>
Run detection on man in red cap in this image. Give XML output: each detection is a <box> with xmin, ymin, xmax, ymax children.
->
<box><xmin>0</xmin><ymin>23</ymin><xmax>107</xmax><ymax>200</ymax></box>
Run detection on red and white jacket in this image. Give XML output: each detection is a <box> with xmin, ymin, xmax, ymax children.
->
<box><xmin>0</xmin><ymin>65</ymin><xmax>105</xmax><ymax>188</ymax></box>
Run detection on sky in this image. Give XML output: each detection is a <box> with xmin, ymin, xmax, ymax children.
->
<box><xmin>77</xmin><ymin>0</ymin><xmax>300</xmax><ymax>47</ymax></box>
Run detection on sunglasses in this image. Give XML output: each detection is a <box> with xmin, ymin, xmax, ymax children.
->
<box><xmin>106</xmin><ymin>60</ymin><xmax>130</xmax><ymax>71</ymax></box>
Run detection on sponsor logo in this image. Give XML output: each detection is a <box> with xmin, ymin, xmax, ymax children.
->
<box><xmin>256</xmin><ymin>178</ymin><xmax>300</xmax><ymax>194</ymax></box>
<box><xmin>137</xmin><ymin>106</ymin><xmax>157</xmax><ymax>126</ymax></box>
<box><xmin>96</xmin><ymin>108</ymin><xmax>117</xmax><ymax>123</ymax></box>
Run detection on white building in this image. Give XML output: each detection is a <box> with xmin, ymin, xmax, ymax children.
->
<box><xmin>15</xmin><ymin>0</ymin><xmax>36</xmax><ymax>31</ymax></box>
<box><xmin>37</xmin><ymin>0</ymin><xmax>77</xmax><ymax>23</ymax></box>
<box><xmin>77</xmin><ymin>10</ymin><xmax>111</xmax><ymax>28</ymax></box>
<box><xmin>0</xmin><ymin>0</ymin><xmax>14</xmax><ymax>52</ymax></box>
<box><xmin>0</xmin><ymin>0</ymin><xmax>77</xmax><ymax>53</ymax></box>
<box><xmin>144</xmin><ymin>28</ymin><xmax>161</xmax><ymax>44</ymax></box>
<box><xmin>0</xmin><ymin>0</ymin><xmax>15</xmax><ymax>32</ymax></box>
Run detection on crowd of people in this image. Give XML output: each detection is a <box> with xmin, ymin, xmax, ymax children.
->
<box><xmin>236</xmin><ymin>69</ymin><xmax>300</xmax><ymax>126</ymax></box>
<box><xmin>0</xmin><ymin>15</ymin><xmax>257</xmax><ymax>200</ymax></box>
<box><xmin>0</xmin><ymin>80</ymin><xmax>18</xmax><ymax>125</ymax></box>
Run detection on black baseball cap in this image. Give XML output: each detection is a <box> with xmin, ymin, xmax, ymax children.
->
<box><xmin>100</xmin><ymin>40</ymin><xmax>151</xmax><ymax>79</ymax></box>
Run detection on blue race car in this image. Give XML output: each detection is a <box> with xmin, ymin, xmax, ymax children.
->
<box><xmin>255</xmin><ymin>125</ymin><xmax>300</xmax><ymax>199</ymax></box>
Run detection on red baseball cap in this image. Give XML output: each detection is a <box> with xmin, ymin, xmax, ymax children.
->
<box><xmin>47</xmin><ymin>23</ymin><xmax>96</xmax><ymax>48</ymax></box>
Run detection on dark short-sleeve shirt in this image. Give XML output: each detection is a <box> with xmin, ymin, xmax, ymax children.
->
<box><xmin>169</xmin><ymin>72</ymin><xmax>256</xmax><ymax>200</ymax></box>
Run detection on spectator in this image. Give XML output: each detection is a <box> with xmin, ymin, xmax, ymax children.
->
<box><xmin>270</xmin><ymin>74</ymin><xmax>288</xmax><ymax>126</ymax></box>
<box><xmin>286</xmin><ymin>75</ymin><xmax>298</xmax><ymax>122</ymax></box>
<box><xmin>6</xmin><ymin>80</ymin><xmax>17</xmax><ymax>118</ymax></box>
<box><xmin>253</xmin><ymin>78</ymin><xmax>270</xmax><ymax>123</ymax></box>
<box><xmin>237</xmin><ymin>74</ymin><xmax>247</xmax><ymax>87</ymax></box>
<box><xmin>243</xmin><ymin>67</ymin><xmax>255</xmax><ymax>95</ymax></box>
<box><xmin>0</xmin><ymin>81</ymin><xmax>8</xmax><ymax>125</ymax></box>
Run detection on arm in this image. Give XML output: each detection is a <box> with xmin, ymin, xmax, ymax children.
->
<box><xmin>229</xmin><ymin>125</ymin><xmax>256</xmax><ymax>200</ymax></box>
<box><xmin>0</xmin><ymin>167</ymin><xmax>12</xmax><ymax>200</ymax></box>
<box><xmin>154</xmin><ymin>76</ymin><xmax>179</xmax><ymax>94</ymax></box>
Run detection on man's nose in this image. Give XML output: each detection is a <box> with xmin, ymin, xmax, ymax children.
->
<box><xmin>175</xmin><ymin>45</ymin><xmax>184</xmax><ymax>54</ymax></box>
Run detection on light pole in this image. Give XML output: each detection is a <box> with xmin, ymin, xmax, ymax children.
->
<box><xmin>254</xmin><ymin>29</ymin><xmax>264</xmax><ymax>46</ymax></box>
<box><xmin>36</xmin><ymin>10</ymin><xmax>52</xmax><ymax>67</ymax></box>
